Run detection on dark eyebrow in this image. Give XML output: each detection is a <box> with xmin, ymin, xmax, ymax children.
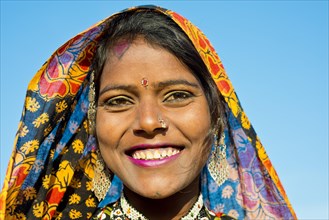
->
<box><xmin>99</xmin><ymin>79</ymin><xmax>200</xmax><ymax>97</ymax></box>
<box><xmin>155</xmin><ymin>80</ymin><xmax>200</xmax><ymax>89</ymax></box>
<box><xmin>99</xmin><ymin>84</ymin><xmax>137</xmax><ymax>97</ymax></box>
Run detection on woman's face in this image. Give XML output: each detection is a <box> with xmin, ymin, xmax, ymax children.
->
<box><xmin>96</xmin><ymin>38</ymin><xmax>212</xmax><ymax>199</ymax></box>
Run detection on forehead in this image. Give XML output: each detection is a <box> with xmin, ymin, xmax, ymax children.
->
<box><xmin>100</xmin><ymin>38</ymin><xmax>200</xmax><ymax>87</ymax></box>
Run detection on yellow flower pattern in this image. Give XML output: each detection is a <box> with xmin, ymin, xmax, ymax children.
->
<box><xmin>69</xmin><ymin>209</ymin><xmax>82</xmax><ymax>219</ymax></box>
<box><xmin>72</xmin><ymin>139</ymin><xmax>84</xmax><ymax>154</ymax></box>
<box><xmin>87</xmin><ymin>212</ymin><xmax>92</xmax><ymax>219</ymax></box>
<box><xmin>85</xmin><ymin>196</ymin><xmax>96</xmax><ymax>208</ymax></box>
<box><xmin>56</xmin><ymin>100</ymin><xmax>68</xmax><ymax>113</ymax></box>
<box><xmin>19</xmin><ymin>124</ymin><xmax>29</xmax><ymax>137</ymax></box>
<box><xmin>25</xmin><ymin>97</ymin><xmax>40</xmax><ymax>112</ymax></box>
<box><xmin>49</xmin><ymin>149</ymin><xmax>55</xmax><ymax>159</ymax></box>
<box><xmin>33</xmin><ymin>201</ymin><xmax>45</xmax><ymax>218</ymax></box>
<box><xmin>33</xmin><ymin>113</ymin><xmax>49</xmax><ymax>128</ymax></box>
<box><xmin>69</xmin><ymin>193</ymin><xmax>81</xmax><ymax>205</ymax></box>
<box><xmin>86</xmin><ymin>181</ymin><xmax>93</xmax><ymax>191</ymax></box>
<box><xmin>60</xmin><ymin>147</ymin><xmax>69</xmax><ymax>155</ymax></box>
<box><xmin>83</xmin><ymin>120</ymin><xmax>88</xmax><ymax>132</ymax></box>
<box><xmin>23</xmin><ymin>186</ymin><xmax>37</xmax><ymax>200</ymax></box>
<box><xmin>71</xmin><ymin>178</ymin><xmax>82</xmax><ymax>189</ymax></box>
<box><xmin>44</xmin><ymin>124</ymin><xmax>53</xmax><ymax>136</ymax></box>
<box><xmin>20</xmin><ymin>139</ymin><xmax>39</xmax><ymax>154</ymax></box>
<box><xmin>42</xmin><ymin>174</ymin><xmax>51</xmax><ymax>189</ymax></box>
<box><xmin>54</xmin><ymin>212</ymin><xmax>63</xmax><ymax>220</ymax></box>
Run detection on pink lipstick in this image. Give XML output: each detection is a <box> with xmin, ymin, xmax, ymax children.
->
<box><xmin>128</xmin><ymin>153</ymin><xmax>180</xmax><ymax>167</ymax></box>
<box><xmin>126</xmin><ymin>144</ymin><xmax>183</xmax><ymax>167</ymax></box>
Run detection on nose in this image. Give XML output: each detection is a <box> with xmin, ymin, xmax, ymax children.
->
<box><xmin>133</xmin><ymin>101</ymin><xmax>167</xmax><ymax>136</ymax></box>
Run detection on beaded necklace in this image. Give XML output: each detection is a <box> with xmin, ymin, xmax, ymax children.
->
<box><xmin>117</xmin><ymin>193</ymin><xmax>204</xmax><ymax>220</ymax></box>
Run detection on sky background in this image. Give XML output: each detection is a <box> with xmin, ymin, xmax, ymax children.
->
<box><xmin>1</xmin><ymin>1</ymin><xmax>328</xmax><ymax>219</ymax></box>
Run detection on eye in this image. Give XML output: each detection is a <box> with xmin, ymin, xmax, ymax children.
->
<box><xmin>163</xmin><ymin>91</ymin><xmax>194</xmax><ymax>103</ymax></box>
<box><xmin>101</xmin><ymin>96</ymin><xmax>134</xmax><ymax>111</ymax></box>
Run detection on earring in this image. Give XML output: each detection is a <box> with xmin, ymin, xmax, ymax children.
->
<box><xmin>92</xmin><ymin>150</ymin><xmax>111</xmax><ymax>201</ymax></box>
<box><xmin>88</xmin><ymin>71</ymin><xmax>96</xmax><ymax>135</ymax></box>
<box><xmin>207</xmin><ymin>132</ymin><xmax>229</xmax><ymax>187</ymax></box>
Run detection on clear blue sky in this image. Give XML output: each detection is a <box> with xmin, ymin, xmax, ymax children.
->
<box><xmin>1</xmin><ymin>1</ymin><xmax>328</xmax><ymax>219</ymax></box>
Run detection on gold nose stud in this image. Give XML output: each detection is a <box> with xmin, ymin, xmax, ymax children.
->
<box><xmin>158</xmin><ymin>117</ymin><xmax>167</xmax><ymax>129</ymax></box>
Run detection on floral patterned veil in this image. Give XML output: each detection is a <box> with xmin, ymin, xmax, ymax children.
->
<box><xmin>0</xmin><ymin>5</ymin><xmax>296</xmax><ymax>220</ymax></box>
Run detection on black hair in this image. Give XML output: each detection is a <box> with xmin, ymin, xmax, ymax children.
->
<box><xmin>93</xmin><ymin>9</ymin><xmax>226</xmax><ymax>134</ymax></box>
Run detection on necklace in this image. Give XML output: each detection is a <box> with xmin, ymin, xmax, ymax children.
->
<box><xmin>119</xmin><ymin>193</ymin><xmax>204</xmax><ymax>220</ymax></box>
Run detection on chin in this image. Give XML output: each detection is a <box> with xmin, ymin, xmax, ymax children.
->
<box><xmin>127</xmin><ymin>180</ymin><xmax>178</xmax><ymax>199</ymax></box>
<box><xmin>142</xmin><ymin>191</ymin><xmax>172</xmax><ymax>200</ymax></box>
<box><xmin>123</xmin><ymin>174</ymin><xmax>199</xmax><ymax>200</ymax></box>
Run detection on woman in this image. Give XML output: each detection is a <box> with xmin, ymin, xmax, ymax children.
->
<box><xmin>0</xmin><ymin>6</ymin><xmax>296</xmax><ymax>220</ymax></box>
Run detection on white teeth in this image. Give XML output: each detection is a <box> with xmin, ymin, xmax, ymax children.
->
<box><xmin>146</xmin><ymin>151</ymin><xmax>152</xmax><ymax>160</ymax></box>
<box><xmin>140</xmin><ymin>151</ymin><xmax>145</xmax><ymax>159</ymax></box>
<box><xmin>153</xmin><ymin>150</ymin><xmax>161</xmax><ymax>159</ymax></box>
<box><xmin>131</xmin><ymin>147</ymin><xmax>180</xmax><ymax>160</ymax></box>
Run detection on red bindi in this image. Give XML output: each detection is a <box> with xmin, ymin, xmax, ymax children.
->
<box><xmin>141</xmin><ymin>78</ymin><xmax>148</xmax><ymax>88</ymax></box>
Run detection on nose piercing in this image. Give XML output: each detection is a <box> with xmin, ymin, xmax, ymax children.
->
<box><xmin>141</xmin><ymin>77</ymin><xmax>148</xmax><ymax>88</ymax></box>
<box><xmin>158</xmin><ymin>116</ymin><xmax>167</xmax><ymax>129</ymax></box>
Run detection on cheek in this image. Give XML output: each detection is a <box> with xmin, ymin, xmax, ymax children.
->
<box><xmin>95</xmin><ymin>111</ymin><xmax>126</xmax><ymax>172</ymax></box>
<box><xmin>169</xmin><ymin>100</ymin><xmax>212</xmax><ymax>167</ymax></box>
<box><xmin>96</xmin><ymin>112</ymin><xmax>110</xmax><ymax>144</ymax></box>
<box><xmin>176</xmin><ymin>102</ymin><xmax>211</xmax><ymax>141</ymax></box>
<box><xmin>95</xmin><ymin>110</ymin><xmax>124</xmax><ymax>147</ymax></box>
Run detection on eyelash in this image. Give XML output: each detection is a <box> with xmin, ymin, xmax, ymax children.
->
<box><xmin>102</xmin><ymin>96</ymin><xmax>134</xmax><ymax>110</ymax></box>
<box><xmin>163</xmin><ymin>91</ymin><xmax>194</xmax><ymax>103</ymax></box>
<box><xmin>101</xmin><ymin>90</ymin><xmax>194</xmax><ymax>110</ymax></box>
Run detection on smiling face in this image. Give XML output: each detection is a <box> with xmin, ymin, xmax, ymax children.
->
<box><xmin>96</xmin><ymin>38</ymin><xmax>212</xmax><ymax>199</ymax></box>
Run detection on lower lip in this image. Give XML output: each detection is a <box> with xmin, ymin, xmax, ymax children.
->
<box><xmin>128</xmin><ymin>152</ymin><xmax>180</xmax><ymax>167</ymax></box>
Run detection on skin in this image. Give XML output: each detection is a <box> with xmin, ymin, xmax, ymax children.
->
<box><xmin>96</xmin><ymin>38</ymin><xmax>212</xmax><ymax>219</ymax></box>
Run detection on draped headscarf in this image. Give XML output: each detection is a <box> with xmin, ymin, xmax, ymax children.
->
<box><xmin>0</xmin><ymin>5</ymin><xmax>296</xmax><ymax>220</ymax></box>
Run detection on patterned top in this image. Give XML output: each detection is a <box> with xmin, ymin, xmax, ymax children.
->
<box><xmin>92</xmin><ymin>202</ymin><xmax>235</xmax><ymax>220</ymax></box>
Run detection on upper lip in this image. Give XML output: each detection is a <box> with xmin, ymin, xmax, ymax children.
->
<box><xmin>125</xmin><ymin>143</ymin><xmax>184</xmax><ymax>156</ymax></box>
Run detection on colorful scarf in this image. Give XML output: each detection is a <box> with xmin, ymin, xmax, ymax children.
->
<box><xmin>0</xmin><ymin>6</ymin><xmax>296</xmax><ymax>220</ymax></box>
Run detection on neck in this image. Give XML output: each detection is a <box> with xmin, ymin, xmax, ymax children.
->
<box><xmin>123</xmin><ymin>177</ymin><xmax>200</xmax><ymax>220</ymax></box>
